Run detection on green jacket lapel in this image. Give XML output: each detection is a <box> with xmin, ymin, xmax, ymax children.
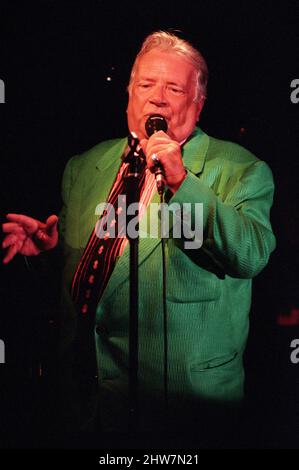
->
<box><xmin>79</xmin><ymin>138</ymin><xmax>127</xmax><ymax>247</ymax></box>
<box><xmin>182</xmin><ymin>127</ymin><xmax>209</xmax><ymax>175</ymax></box>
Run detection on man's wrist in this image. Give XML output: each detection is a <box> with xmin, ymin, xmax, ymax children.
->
<box><xmin>168</xmin><ymin>169</ymin><xmax>187</xmax><ymax>194</ymax></box>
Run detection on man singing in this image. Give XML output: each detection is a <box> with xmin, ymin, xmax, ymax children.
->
<box><xmin>3</xmin><ymin>31</ymin><xmax>275</xmax><ymax>443</ymax></box>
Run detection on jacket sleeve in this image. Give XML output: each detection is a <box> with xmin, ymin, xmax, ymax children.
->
<box><xmin>169</xmin><ymin>159</ymin><xmax>276</xmax><ymax>279</ymax></box>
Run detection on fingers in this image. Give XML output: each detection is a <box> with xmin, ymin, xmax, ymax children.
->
<box><xmin>140</xmin><ymin>132</ymin><xmax>170</xmax><ymax>152</ymax></box>
<box><xmin>151</xmin><ymin>154</ymin><xmax>160</xmax><ymax>166</ymax></box>
<box><xmin>139</xmin><ymin>138</ymin><xmax>158</xmax><ymax>172</ymax></box>
<box><xmin>2</xmin><ymin>241</ymin><xmax>22</xmax><ymax>264</ymax></box>
<box><xmin>45</xmin><ymin>215</ymin><xmax>58</xmax><ymax>232</ymax></box>
<box><xmin>2</xmin><ymin>232</ymin><xmax>26</xmax><ymax>264</ymax></box>
<box><xmin>6</xmin><ymin>214</ymin><xmax>40</xmax><ymax>232</ymax></box>
<box><xmin>139</xmin><ymin>138</ymin><xmax>148</xmax><ymax>155</ymax></box>
<box><xmin>2</xmin><ymin>234</ymin><xmax>19</xmax><ymax>249</ymax></box>
<box><xmin>2</xmin><ymin>222</ymin><xmax>26</xmax><ymax>234</ymax></box>
<box><xmin>45</xmin><ymin>215</ymin><xmax>59</xmax><ymax>247</ymax></box>
<box><xmin>2</xmin><ymin>214</ymin><xmax>59</xmax><ymax>263</ymax></box>
<box><xmin>34</xmin><ymin>229</ymin><xmax>49</xmax><ymax>243</ymax></box>
<box><xmin>139</xmin><ymin>133</ymin><xmax>186</xmax><ymax>193</ymax></box>
<box><xmin>33</xmin><ymin>215</ymin><xmax>59</xmax><ymax>250</ymax></box>
<box><xmin>146</xmin><ymin>143</ymin><xmax>181</xmax><ymax>173</ymax></box>
<box><xmin>147</xmin><ymin>151</ymin><xmax>162</xmax><ymax>173</ymax></box>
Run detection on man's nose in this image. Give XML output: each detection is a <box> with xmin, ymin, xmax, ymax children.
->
<box><xmin>149</xmin><ymin>85</ymin><xmax>168</xmax><ymax>107</ymax></box>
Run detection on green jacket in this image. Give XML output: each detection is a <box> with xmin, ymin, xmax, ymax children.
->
<box><xmin>59</xmin><ymin>127</ymin><xmax>275</xmax><ymax>431</ymax></box>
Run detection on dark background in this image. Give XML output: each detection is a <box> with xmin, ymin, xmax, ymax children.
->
<box><xmin>0</xmin><ymin>0</ymin><xmax>298</xmax><ymax>448</ymax></box>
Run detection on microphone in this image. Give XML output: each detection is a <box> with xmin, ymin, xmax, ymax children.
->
<box><xmin>145</xmin><ymin>114</ymin><xmax>168</xmax><ymax>195</ymax></box>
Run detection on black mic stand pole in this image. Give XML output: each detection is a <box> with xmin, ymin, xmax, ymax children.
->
<box><xmin>123</xmin><ymin>133</ymin><xmax>145</xmax><ymax>434</ymax></box>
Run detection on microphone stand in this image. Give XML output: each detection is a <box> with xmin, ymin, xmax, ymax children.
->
<box><xmin>123</xmin><ymin>133</ymin><xmax>145</xmax><ymax>433</ymax></box>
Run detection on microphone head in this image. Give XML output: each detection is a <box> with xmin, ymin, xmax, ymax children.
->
<box><xmin>145</xmin><ymin>114</ymin><xmax>168</xmax><ymax>137</ymax></box>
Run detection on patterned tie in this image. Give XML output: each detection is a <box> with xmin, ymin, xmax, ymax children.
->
<box><xmin>71</xmin><ymin>142</ymin><xmax>146</xmax><ymax>317</ymax></box>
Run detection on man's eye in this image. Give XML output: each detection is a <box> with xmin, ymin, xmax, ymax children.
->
<box><xmin>139</xmin><ymin>83</ymin><xmax>152</xmax><ymax>89</ymax></box>
<box><xmin>169</xmin><ymin>87</ymin><xmax>184</xmax><ymax>94</ymax></box>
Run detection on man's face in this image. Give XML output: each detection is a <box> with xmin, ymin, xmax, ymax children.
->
<box><xmin>127</xmin><ymin>49</ymin><xmax>204</xmax><ymax>143</ymax></box>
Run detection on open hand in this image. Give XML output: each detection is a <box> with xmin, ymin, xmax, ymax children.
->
<box><xmin>2</xmin><ymin>213</ymin><xmax>59</xmax><ymax>264</ymax></box>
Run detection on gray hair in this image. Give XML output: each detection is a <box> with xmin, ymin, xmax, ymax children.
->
<box><xmin>127</xmin><ymin>30</ymin><xmax>208</xmax><ymax>102</ymax></box>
